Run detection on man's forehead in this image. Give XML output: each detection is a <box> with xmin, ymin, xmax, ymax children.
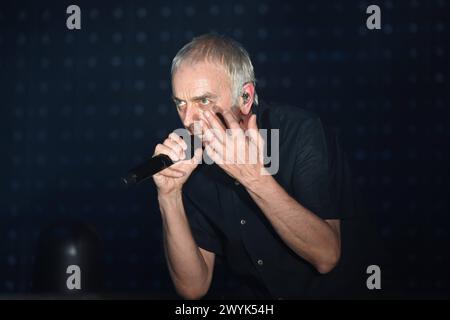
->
<box><xmin>172</xmin><ymin>63</ymin><xmax>231</xmax><ymax>98</ymax></box>
<box><xmin>173</xmin><ymin>79</ymin><xmax>217</xmax><ymax>97</ymax></box>
<box><xmin>173</xmin><ymin>61</ymin><xmax>229</xmax><ymax>83</ymax></box>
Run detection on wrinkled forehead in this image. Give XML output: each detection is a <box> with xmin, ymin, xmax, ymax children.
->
<box><xmin>171</xmin><ymin>61</ymin><xmax>232</xmax><ymax>96</ymax></box>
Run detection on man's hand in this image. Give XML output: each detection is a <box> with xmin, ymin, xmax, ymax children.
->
<box><xmin>152</xmin><ymin>132</ymin><xmax>203</xmax><ymax>196</ymax></box>
<box><xmin>200</xmin><ymin>110</ymin><xmax>267</xmax><ymax>187</ymax></box>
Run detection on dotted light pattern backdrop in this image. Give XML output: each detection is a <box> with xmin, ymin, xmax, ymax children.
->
<box><xmin>0</xmin><ymin>0</ymin><xmax>449</xmax><ymax>297</ymax></box>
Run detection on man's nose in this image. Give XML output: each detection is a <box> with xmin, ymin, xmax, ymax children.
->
<box><xmin>183</xmin><ymin>105</ymin><xmax>200</xmax><ymax>128</ymax></box>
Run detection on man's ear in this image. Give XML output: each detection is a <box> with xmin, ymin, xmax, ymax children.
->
<box><xmin>239</xmin><ymin>82</ymin><xmax>255</xmax><ymax>115</ymax></box>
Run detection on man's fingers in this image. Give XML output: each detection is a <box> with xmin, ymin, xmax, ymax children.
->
<box><xmin>163</xmin><ymin>138</ymin><xmax>186</xmax><ymax>160</ymax></box>
<box><xmin>154</xmin><ymin>143</ymin><xmax>180</xmax><ymax>162</ymax></box>
<box><xmin>197</xmin><ymin>119</ymin><xmax>209</xmax><ymax>141</ymax></box>
<box><xmin>219</xmin><ymin>110</ymin><xmax>241</xmax><ymax>131</ymax></box>
<box><xmin>203</xmin><ymin>132</ymin><xmax>225</xmax><ymax>158</ymax></box>
<box><xmin>247</xmin><ymin>114</ymin><xmax>263</xmax><ymax>147</ymax></box>
<box><xmin>200</xmin><ymin>119</ymin><xmax>221</xmax><ymax>145</ymax></box>
<box><xmin>201</xmin><ymin>112</ymin><xmax>225</xmax><ymax>141</ymax></box>
<box><xmin>247</xmin><ymin>114</ymin><xmax>258</xmax><ymax>131</ymax></box>
<box><xmin>204</xmin><ymin>127</ymin><xmax>225</xmax><ymax>145</ymax></box>
<box><xmin>190</xmin><ymin>147</ymin><xmax>203</xmax><ymax>165</ymax></box>
<box><xmin>168</xmin><ymin>132</ymin><xmax>188</xmax><ymax>150</ymax></box>
<box><xmin>245</xmin><ymin>114</ymin><xmax>265</xmax><ymax>163</ymax></box>
<box><xmin>155</xmin><ymin>167</ymin><xmax>186</xmax><ymax>178</ymax></box>
<box><xmin>204</xmin><ymin>143</ymin><xmax>222</xmax><ymax>165</ymax></box>
<box><xmin>202</xmin><ymin>110</ymin><xmax>226</xmax><ymax>135</ymax></box>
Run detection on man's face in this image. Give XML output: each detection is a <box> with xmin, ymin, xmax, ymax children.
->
<box><xmin>171</xmin><ymin>61</ymin><xmax>236</xmax><ymax>134</ymax></box>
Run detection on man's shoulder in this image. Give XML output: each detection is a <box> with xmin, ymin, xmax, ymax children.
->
<box><xmin>257</xmin><ymin>101</ymin><xmax>322</xmax><ymax>133</ymax></box>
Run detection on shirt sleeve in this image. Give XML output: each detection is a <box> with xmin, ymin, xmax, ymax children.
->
<box><xmin>291</xmin><ymin>117</ymin><xmax>341</xmax><ymax>220</ymax></box>
<box><xmin>182</xmin><ymin>191</ymin><xmax>223</xmax><ymax>256</ymax></box>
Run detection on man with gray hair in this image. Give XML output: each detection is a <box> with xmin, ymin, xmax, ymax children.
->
<box><xmin>152</xmin><ymin>33</ymin><xmax>345</xmax><ymax>299</ymax></box>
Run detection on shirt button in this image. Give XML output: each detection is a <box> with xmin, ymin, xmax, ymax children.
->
<box><xmin>240</xmin><ymin>219</ymin><xmax>246</xmax><ymax>225</ymax></box>
<box><xmin>257</xmin><ymin>259</ymin><xmax>264</xmax><ymax>266</ymax></box>
<box><xmin>234</xmin><ymin>180</ymin><xmax>240</xmax><ymax>186</ymax></box>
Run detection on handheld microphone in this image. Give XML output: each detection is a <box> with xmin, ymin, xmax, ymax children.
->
<box><xmin>121</xmin><ymin>153</ymin><xmax>174</xmax><ymax>187</ymax></box>
<box><xmin>122</xmin><ymin>135</ymin><xmax>200</xmax><ymax>187</ymax></box>
<box><xmin>122</xmin><ymin>111</ymin><xmax>228</xmax><ymax>188</ymax></box>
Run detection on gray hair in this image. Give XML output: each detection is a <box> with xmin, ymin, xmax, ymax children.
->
<box><xmin>171</xmin><ymin>33</ymin><xmax>258</xmax><ymax>106</ymax></box>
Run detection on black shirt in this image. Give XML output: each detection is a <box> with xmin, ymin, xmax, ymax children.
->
<box><xmin>182</xmin><ymin>102</ymin><xmax>347</xmax><ymax>299</ymax></box>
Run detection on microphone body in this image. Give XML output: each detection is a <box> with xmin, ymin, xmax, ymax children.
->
<box><xmin>122</xmin><ymin>154</ymin><xmax>173</xmax><ymax>186</ymax></box>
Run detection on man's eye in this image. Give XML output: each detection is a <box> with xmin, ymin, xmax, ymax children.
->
<box><xmin>175</xmin><ymin>101</ymin><xmax>186</xmax><ymax>110</ymax></box>
<box><xmin>200</xmin><ymin>98</ymin><xmax>210</xmax><ymax>105</ymax></box>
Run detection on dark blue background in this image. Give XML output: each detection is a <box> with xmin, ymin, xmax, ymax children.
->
<box><xmin>1</xmin><ymin>0</ymin><xmax>449</xmax><ymax>298</ymax></box>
